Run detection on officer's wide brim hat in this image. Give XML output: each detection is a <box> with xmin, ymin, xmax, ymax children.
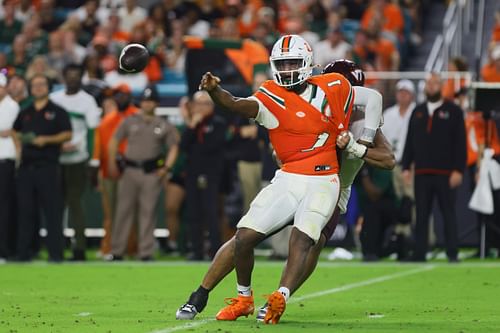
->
<box><xmin>141</xmin><ymin>84</ymin><xmax>160</xmax><ymax>102</ymax></box>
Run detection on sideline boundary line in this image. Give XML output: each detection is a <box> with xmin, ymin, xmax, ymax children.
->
<box><xmin>147</xmin><ymin>265</ymin><xmax>435</xmax><ymax>333</ymax></box>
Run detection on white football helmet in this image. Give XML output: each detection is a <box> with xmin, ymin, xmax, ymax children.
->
<box><xmin>270</xmin><ymin>34</ymin><xmax>313</xmax><ymax>88</ymax></box>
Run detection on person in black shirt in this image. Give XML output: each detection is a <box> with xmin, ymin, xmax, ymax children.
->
<box><xmin>12</xmin><ymin>74</ymin><xmax>72</xmax><ymax>262</ymax></box>
<box><xmin>402</xmin><ymin>73</ymin><xmax>466</xmax><ymax>262</ymax></box>
<box><xmin>181</xmin><ymin>90</ymin><xmax>227</xmax><ymax>260</ymax></box>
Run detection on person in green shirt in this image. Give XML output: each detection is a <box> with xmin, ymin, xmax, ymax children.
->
<box><xmin>0</xmin><ymin>2</ymin><xmax>23</xmax><ymax>44</ymax></box>
<box><xmin>356</xmin><ymin>165</ymin><xmax>404</xmax><ymax>261</ymax></box>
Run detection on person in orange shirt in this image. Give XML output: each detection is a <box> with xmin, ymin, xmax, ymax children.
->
<box><xmin>366</xmin><ymin>15</ymin><xmax>400</xmax><ymax>71</ymax></box>
<box><xmin>491</xmin><ymin>10</ymin><xmax>500</xmax><ymax>42</ymax></box>
<box><xmin>195</xmin><ymin>15</ymin><xmax>270</xmax><ymax>85</ymax></box>
<box><xmin>194</xmin><ymin>35</ymin><xmax>383</xmax><ymax>324</ymax></box>
<box><xmin>465</xmin><ymin>109</ymin><xmax>500</xmax><ymax>257</ymax></box>
<box><xmin>361</xmin><ymin>0</ymin><xmax>404</xmax><ymax>38</ymax></box>
<box><xmin>481</xmin><ymin>46</ymin><xmax>500</xmax><ymax>82</ymax></box>
<box><xmin>442</xmin><ymin>57</ymin><xmax>468</xmax><ymax>101</ymax></box>
<box><xmin>91</xmin><ymin>84</ymin><xmax>138</xmax><ymax>258</ymax></box>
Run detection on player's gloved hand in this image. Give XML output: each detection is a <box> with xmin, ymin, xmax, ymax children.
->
<box><xmin>199</xmin><ymin>72</ymin><xmax>221</xmax><ymax>92</ymax></box>
<box><xmin>336</xmin><ymin>130</ymin><xmax>351</xmax><ymax>149</ymax></box>
<box><xmin>344</xmin><ymin>131</ymin><xmax>368</xmax><ymax>159</ymax></box>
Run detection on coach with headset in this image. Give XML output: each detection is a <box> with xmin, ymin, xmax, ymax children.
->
<box><xmin>12</xmin><ymin>74</ymin><xmax>72</xmax><ymax>262</ymax></box>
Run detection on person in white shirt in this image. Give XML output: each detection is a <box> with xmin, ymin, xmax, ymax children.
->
<box><xmin>0</xmin><ymin>73</ymin><xmax>20</xmax><ymax>260</ymax></box>
<box><xmin>117</xmin><ymin>0</ymin><xmax>147</xmax><ymax>33</ymax></box>
<box><xmin>50</xmin><ymin>64</ymin><xmax>101</xmax><ymax>261</ymax></box>
<box><xmin>381</xmin><ymin>79</ymin><xmax>416</xmax><ymax>201</ymax></box>
<box><xmin>104</xmin><ymin>69</ymin><xmax>148</xmax><ymax>91</ymax></box>
<box><xmin>313</xmin><ymin>27</ymin><xmax>353</xmax><ymax>67</ymax></box>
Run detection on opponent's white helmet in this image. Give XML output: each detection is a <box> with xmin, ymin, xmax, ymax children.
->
<box><xmin>270</xmin><ymin>34</ymin><xmax>313</xmax><ymax>88</ymax></box>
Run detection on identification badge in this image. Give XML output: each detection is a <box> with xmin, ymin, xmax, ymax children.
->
<box><xmin>197</xmin><ymin>175</ymin><xmax>208</xmax><ymax>189</ymax></box>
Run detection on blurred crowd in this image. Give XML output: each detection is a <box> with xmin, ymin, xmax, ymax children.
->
<box><xmin>0</xmin><ymin>0</ymin><xmax>499</xmax><ymax>263</ymax></box>
<box><xmin>0</xmin><ymin>0</ymin><xmax>427</xmax><ymax>90</ymax></box>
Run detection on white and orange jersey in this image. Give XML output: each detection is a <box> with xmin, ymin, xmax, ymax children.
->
<box><xmin>251</xmin><ymin>72</ymin><xmax>354</xmax><ymax>175</ymax></box>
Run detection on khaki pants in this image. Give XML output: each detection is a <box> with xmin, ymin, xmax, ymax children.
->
<box><xmin>237</xmin><ymin>161</ymin><xmax>262</xmax><ymax>213</ymax></box>
<box><xmin>111</xmin><ymin>168</ymin><xmax>162</xmax><ymax>258</ymax></box>
<box><xmin>100</xmin><ymin>178</ymin><xmax>137</xmax><ymax>255</ymax></box>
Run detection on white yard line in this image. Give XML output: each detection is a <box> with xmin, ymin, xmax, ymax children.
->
<box><xmin>290</xmin><ymin>265</ymin><xmax>435</xmax><ymax>303</ymax></box>
<box><xmin>148</xmin><ymin>319</ymin><xmax>215</xmax><ymax>333</ymax></box>
<box><xmin>147</xmin><ymin>265</ymin><xmax>435</xmax><ymax>333</ymax></box>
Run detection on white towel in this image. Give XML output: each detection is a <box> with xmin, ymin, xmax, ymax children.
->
<box><xmin>469</xmin><ymin>148</ymin><xmax>499</xmax><ymax>214</ymax></box>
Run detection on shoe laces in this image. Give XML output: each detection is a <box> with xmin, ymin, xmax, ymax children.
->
<box><xmin>265</xmin><ymin>293</ymin><xmax>285</xmax><ymax>310</ymax></box>
<box><xmin>223</xmin><ymin>296</ymin><xmax>251</xmax><ymax>310</ymax></box>
<box><xmin>179</xmin><ymin>303</ymin><xmax>197</xmax><ymax>313</ymax></box>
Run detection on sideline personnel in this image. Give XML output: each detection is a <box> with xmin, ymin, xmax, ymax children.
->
<box><xmin>13</xmin><ymin>74</ymin><xmax>72</xmax><ymax>262</ymax></box>
<box><xmin>108</xmin><ymin>84</ymin><xmax>179</xmax><ymax>260</ymax></box>
<box><xmin>402</xmin><ymin>73</ymin><xmax>466</xmax><ymax>262</ymax></box>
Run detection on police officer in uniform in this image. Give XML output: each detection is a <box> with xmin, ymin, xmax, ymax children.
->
<box><xmin>13</xmin><ymin>74</ymin><xmax>72</xmax><ymax>262</ymax></box>
<box><xmin>108</xmin><ymin>85</ymin><xmax>179</xmax><ymax>260</ymax></box>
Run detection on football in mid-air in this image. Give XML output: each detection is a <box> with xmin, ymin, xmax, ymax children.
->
<box><xmin>119</xmin><ymin>43</ymin><xmax>149</xmax><ymax>73</ymax></box>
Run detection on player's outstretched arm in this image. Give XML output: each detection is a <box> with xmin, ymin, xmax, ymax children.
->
<box><xmin>199</xmin><ymin>72</ymin><xmax>259</xmax><ymax>119</ymax></box>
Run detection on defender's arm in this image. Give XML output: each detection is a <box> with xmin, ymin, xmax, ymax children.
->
<box><xmin>352</xmin><ymin>86</ymin><xmax>383</xmax><ymax>144</ymax></box>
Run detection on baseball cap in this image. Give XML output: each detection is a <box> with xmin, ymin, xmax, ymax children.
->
<box><xmin>141</xmin><ymin>84</ymin><xmax>159</xmax><ymax>102</ymax></box>
<box><xmin>396</xmin><ymin>79</ymin><xmax>415</xmax><ymax>94</ymax></box>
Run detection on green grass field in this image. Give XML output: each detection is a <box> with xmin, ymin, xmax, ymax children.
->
<box><xmin>1</xmin><ymin>260</ymin><xmax>500</xmax><ymax>333</ymax></box>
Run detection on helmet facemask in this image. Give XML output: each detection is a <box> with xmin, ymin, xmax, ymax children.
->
<box><xmin>270</xmin><ymin>57</ymin><xmax>312</xmax><ymax>88</ymax></box>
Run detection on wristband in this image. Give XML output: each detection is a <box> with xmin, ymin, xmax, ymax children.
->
<box><xmin>345</xmin><ymin>132</ymin><xmax>368</xmax><ymax>159</ymax></box>
<box><xmin>359</xmin><ymin>128</ymin><xmax>376</xmax><ymax>144</ymax></box>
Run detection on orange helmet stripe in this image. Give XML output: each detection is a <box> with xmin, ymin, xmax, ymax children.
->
<box><xmin>281</xmin><ymin>35</ymin><xmax>291</xmax><ymax>52</ymax></box>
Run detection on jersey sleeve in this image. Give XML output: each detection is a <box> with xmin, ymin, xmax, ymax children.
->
<box><xmin>321</xmin><ymin>73</ymin><xmax>354</xmax><ymax>126</ymax></box>
<box><xmin>248</xmin><ymin>95</ymin><xmax>279</xmax><ymax>129</ymax></box>
<box><xmin>352</xmin><ymin>86</ymin><xmax>383</xmax><ymax>142</ymax></box>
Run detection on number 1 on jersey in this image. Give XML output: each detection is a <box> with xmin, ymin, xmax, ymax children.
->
<box><xmin>302</xmin><ymin>132</ymin><xmax>330</xmax><ymax>152</ymax></box>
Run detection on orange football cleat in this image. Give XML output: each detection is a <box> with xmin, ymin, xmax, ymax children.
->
<box><xmin>263</xmin><ymin>291</ymin><xmax>286</xmax><ymax>324</ymax></box>
<box><xmin>215</xmin><ymin>293</ymin><xmax>254</xmax><ymax>321</ymax></box>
